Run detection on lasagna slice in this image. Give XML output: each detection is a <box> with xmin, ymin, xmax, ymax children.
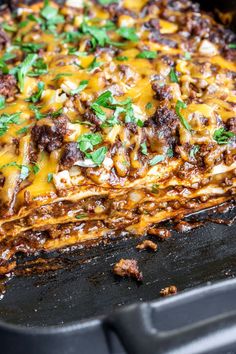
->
<box><xmin>0</xmin><ymin>0</ymin><xmax>235</xmax><ymax>274</ymax></box>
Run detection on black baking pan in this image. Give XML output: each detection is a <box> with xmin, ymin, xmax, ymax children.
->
<box><xmin>0</xmin><ymin>0</ymin><xmax>236</xmax><ymax>353</ymax></box>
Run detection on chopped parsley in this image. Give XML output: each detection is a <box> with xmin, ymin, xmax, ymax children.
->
<box><xmin>169</xmin><ymin>68</ymin><xmax>178</xmax><ymax>83</ymax></box>
<box><xmin>213</xmin><ymin>128</ymin><xmax>235</xmax><ymax>145</ymax></box>
<box><xmin>87</xmin><ymin>146</ymin><xmax>107</xmax><ymax>166</ymax></box>
<box><xmin>228</xmin><ymin>43</ymin><xmax>236</xmax><ymax>49</ymax></box>
<box><xmin>116</xmin><ymin>56</ymin><xmax>128</xmax><ymax>61</ymax></box>
<box><xmin>184</xmin><ymin>52</ymin><xmax>191</xmax><ymax>60</ymax></box>
<box><xmin>87</xmin><ymin>58</ymin><xmax>103</xmax><ymax>71</ymax></box>
<box><xmin>40</xmin><ymin>0</ymin><xmax>65</xmax><ymax>34</ymax></box>
<box><xmin>175</xmin><ymin>100</ymin><xmax>191</xmax><ymax>131</ymax></box>
<box><xmin>0</xmin><ymin>162</ymin><xmax>29</xmax><ymax>180</ymax></box>
<box><xmin>47</xmin><ymin>173</ymin><xmax>53</xmax><ymax>182</ymax></box>
<box><xmin>0</xmin><ymin>96</ymin><xmax>5</xmax><ymax>110</ymax></box>
<box><xmin>27</xmin><ymin>82</ymin><xmax>45</xmax><ymax>103</ymax></box>
<box><xmin>77</xmin><ymin>133</ymin><xmax>103</xmax><ymax>153</ymax></box>
<box><xmin>145</xmin><ymin>102</ymin><xmax>153</xmax><ymax>110</ymax></box>
<box><xmin>71</xmin><ymin>80</ymin><xmax>88</xmax><ymax>95</ymax></box>
<box><xmin>167</xmin><ymin>148</ymin><xmax>174</xmax><ymax>158</ymax></box>
<box><xmin>62</xmin><ymin>32</ymin><xmax>82</xmax><ymax>43</ymax></box>
<box><xmin>136</xmin><ymin>50</ymin><xmax>157</xmax><ymax>59</ymax></box>
<box><xmin>140</xmin><ymin>142</ymin><xmax>148</xmax><ymax>155</ymax></box>
<box><xmin>29</xmin><ymin>105</ymin><xmax>62</xmax><ymax>120</ymax></box>
<box><xmin>149</xmin><ymin>154</ymin><xmax>165</xmax><ymax>166</ymax></box>
<box><xmin>0</xmin><ymin>112</ymin><xmax>21</xmax><ymax>136</ymax></box>
<box><xmin>189</xmin><ymin>145</ymin><xmax>200</xmax><ymax>158</ymax></box>
<box><xmin>75</xmin><ymin>214</ymin><xmax>88</xmax><ymax>219</ymax></box>
<box><xmin>18</xmin><ymin>42</ymin><xmax>45</xmax><ymax>53</ymax></box>
<box><xmin>27</xmin><ymin>58</ymin><xmax>48</xmax><ymax>77</ymax></box>
<box><xmin>2</xmin><ymin>23</ymin><xmax>17</xmax><ymax>32</ymax></box>
<box><xmin>98</xmin><ymin>0</ymin><xmax>118</xmax><ymax>4</ymax></box>
<box><xmin>0</xmin><ymin>53</ymin><xmax>16</xmax><ymax>74</ymax></box>
<box><xmin>53</xmin><ymin>73</ymin><xmax>73</xmax><ymax>81</ymax></box>
<box><xmin>16</xmin><ymin>126</ymin><xmax>30</xmax><ymax>135</ymax></box>
<box><xmin>80</xmin><ymin>21</ymin><xmax>109</xmax><ymax>48</ymax></box>
<box><xmin>17</xmin><ymin>54</ymin><xmax>38</xmax><ymax>92</ymax></box>
<box><xmin>32</xmin><ymin>164</ymin><xmax>40</xmax><ymax>174</ymax></box>
<box><xmin>91</xmin><ymin>90</ymin><xmax>142</xmax><ymax>127</ymax></box>
<box><xmin>117</xmin><ymin>27</ymin><xmax>138</xmax><ymax>42</ymax></box>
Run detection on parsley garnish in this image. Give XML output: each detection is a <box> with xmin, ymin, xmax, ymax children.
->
<box><xmin>117</xmin><ymin>27</ymin><xmax>138</xmax><ymax>42</ymax></box>
<box><xmin>88</xmin><ymin>58</ymin><xmax>103</xmax><ymax>71</ymax></box>
<box><xmin>145</xmin><ymin>102</ymin><xmax>153</xmax><ymax>110</ymax></box>
<box><xmin>80</xmin><ymin>21</ymin><xmax>109</xmax><ymax>48</ymax></box>
<box><xmin>77</xmin><ymin>133</ymin><xmax>103</xmax><ymax>152</ymax></box>
<box><xmin>40</xmin><ymin>0</ymin><xmax>65</xmax><ymax>34</ymax></box>
<box><xmin>32</xmin><ymin>164</ymin><xmax>40</xmax><ymax>174</ymax></box>
<box><xmin>27</xmin><ymin>82</ymin><xmax>45</xmax><ymax>103</ymax></box>
<box><xmin>0</xmin><ymin>112</ymin><xmax>21</xmax><ymax>136</ymax></box>
<box><xmin>0</xmin><ymin>162</ymin><xmax>29</xmax><ymax>180</ymax></box>
<box><xmin>0</xmin><ymin>53</ymin><xmax>16</xmax><ymax>74</ymax></box>
<box><xmin>29</xmin><ymin>105</ymin><xmax>62</xmax><ymax>120</ymax></box>
<box><xmin>27</xmin><ymin>58</ymin><xmax>48</xmax><ymax>77</ymax></box>
<box><xmin>18</xmin><ymin>42</ymin><xmax>45</xmax><ymax>53</ymax></box>
<box><xmin>169</xmin><ymin>68</ymin><xmax>178</xmax><ymax>83</ymax></box>
<box><xmin>189</xmin><ymin>145</ymin><xmax>200</xmax><ymax>158</ymax></box>
<box><xmin>75</xmin><ymin>214</ymin><xmax>88</xmax><ymax>219</ymax></box>
<box><xmin>149</xmin><ymin>154</ymin><xmax>165</xmax><ymax>166</ymax></box>
<box><xmin>71</xmin><ymin>80</ymin><xmax>88</xmax><ymax>95</ymax></box>
<box><xmin>98</xmin><ymin>0</ymin><xmax>118</xmax><ymax>4</ymax></box>
<box><xmin>184</xmin><ymin>52</ymin><xmax>191</xmax><ymax>60</ymax></box>
<box><xmin>136</xmin><ymin>50</ymin><xmax>157</xmax><ymax>59</ymax></box>
<box><xmin>167</xmin><ymin>148</ymin><xmax>174</xmax><ymax>158</ymax></box>
<box><xmin>228</xmin><ymin>44</ymin><xmax>236</xmax><ymax>49</ymax></box>
<box><xmin>0</xmin><ymin>96</ymin><xmax>5</xmax><ymax>110</ymax></box>
<box><xmin>88</xmin><ymin>146</ymin><xmax>107</xmax><ymax>166</ymax></box>
<box><xmin>47</xmin><ymin>173</ymin><xmax>53</xmax><ymax>182</ymax></box>
<box><xmin>2</xmin><ymin>23</ymin><xmax>17</xmax><ymax>32</ymax></box>
<box><xmin>140</xmin><ymin>142</ymin><xmax>148</xmax><ymax>155</ymax></box>
<box><xmin>18</xmin><ymin>54</ymin><xmax>38</xmax><ymax>92</ymax></box>
<box><xmin>16</xmin><ymin>125</ymin><xmax>30</xmax><ymax>135</ymax></box>
<box><xmin>53</xmin><ymin>73</ymin><xmax>72</xmax><ymax>81</ymax></box>
<box><xmin>175</xmin><ymin>100</ymin><xmax>191</xmax><ymax>131</ymax></box>
<box><xmin>116</xmin><ymin>56</ymin><xmax>128</xmax><ymax>61</ymax></box>
<box><xmin>62</xmin><ymin>32</ymin><xmax>82</xmax><ymax>43</ymax></box>
<box><xmin>213</xmin><ymin>128</ymin><xmax>235</xmax><ymax>145</ymax></box>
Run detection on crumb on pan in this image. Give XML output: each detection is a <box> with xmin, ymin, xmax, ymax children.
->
<box><xmin>136</xmin><ymin>240</ymin><xmax>158</xmax><ymax>251</ymax></box>
<box><xmin>113</xmin><ymin>258</ymin><xmax>143</xmax><ymax>281</ymax></box>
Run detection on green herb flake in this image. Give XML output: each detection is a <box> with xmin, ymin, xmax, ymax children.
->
<box><xmin>71</xmin><ymin>80</ymin><xmax>88</xmax><ymax>95</ymax></box>
<box><xmin>27</xmin><ymin>58</ymin><xmax>48</xmax><ymax>77</ymax></box>
<box><xmin>145</xmin><ymin>102</ymin><xmax>153</xmax><ymax>110</ymax></box>
<box><xmin>184</xmin><ymin>52</ymin><xmax>191</xmax><ymax>60</ymax></box>
<box><xmin>189</xmin><ymin>145</ymin><xmax>200</xmax><ymax>158</ymax></box>
<box><xmin>0</xmin><ymin>112</ymin><xmax>21</xmax><ymax>136</ymax></box>
<box><xmin>32</xmin><ymin>164</ymin><xmax>40</xmax><ymax>174</ymax></box>
<box><xmin>88</xmin><ymin>146</ymin><xmax>107</xmax><ymax>166</ymax></box>
<box><xmin>151</xmin><ymin>184</ymin><xmax>159</xmax><ymax>194</ymax></box>
<box><xmin>75</xmin><ymin>213</ymin><xmax>88</xmax><ymax>219</ymax></box>
<box><xmin>16</xmin><ymin>126</ymin><xmax>29</xmax><ymax>135</ymax></box>
<box><xmin>140</xmin><ymin>142</ymin><xmax>148</xmax><ymax>155</ymax></box>
<box><xmin>27</xmin><ymin>81</ymin><xmax>45</xmax><ymax>103</ymax></box>
<box><xmin>136</xmin><ymin>50</ymin><xmax>157</xmax><ymax>59</ymax></box>
<box><xmin>88</xmin><ymin>57</ymin><xmax>103</xmax><ymax>72</ymax></box>
<box><xmin>228</xmin><ymin>44</ymin><xmax>236</xmax><ymax>49</ymax></box>
<box><xmin>47</xmin><ymin>173</ymin><xmax>53</xmax><ymax>182</ymax></box>
<box><xmin>77</xmin><ymin>133</ymin><xmax>103</xmax><ymax>152</ymax></box>
<box><xmin>53</xmin><ymin>73</ymin><xmax>73</xmax><ymax>81</ymax></box>
<box><xmin>167</xmin><ymin>148</ymin><xmax>174</xmax><ymax>158</ymax></box>
<box><xmin>0</xmin><ymin>162</ymin><xmax>29</xmax><ymax>180</ymax></box>
<box><xmin>169</xmin><ymin>68</ymin><xmax>179</xmax><ymax>83</ymax></box>
<box><xmin>117</xmin><ymin>27</ymin><xmax>138</xmax><ymax>42</ymax></box>
<box><xmin>2</xmin><ymin>23</ymin><xmax>17</xmax><ymax>32</ymax></box>
<box><xmin>213</xmin><ymin>128</ymin><xmax>235</xmax><ymax>145</ymax></box>
<box><xmin>116</xmin><ymin>56</ymin><xmax>128</xmax><ymax>61</ymax></box>
<box><xmin>0</xmin><ymin>95</ymin><xmax>5</xmax><ymax>110</ymax></box>
<box><xmin>98</xmin><ymin>0</ymin><xmax>118</xmax><ymax>4</ymax></box>
<box><xmin>17</xmin><ymin>53</ymin><xmax>38</xmax><ymax>92</ymax></box>
<box><xmin>149</xmin><ymin>154</ymin><xmax>165</xmax><ymax>166</ymax></box>
<box><xmin>175</xmin><ymin>100</ymin><xmax>191</xmax><ymax>131</ymax></box>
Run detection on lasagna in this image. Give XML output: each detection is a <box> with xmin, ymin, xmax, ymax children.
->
<box><xmin>0</xmin><ymin>0</ymin><xmax>235</xmax><ymax>274</ymax></box>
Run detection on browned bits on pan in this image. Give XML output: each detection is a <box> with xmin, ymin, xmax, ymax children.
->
<box><xmin>175</xmin><ymin>221</ymin><xmax>203</xmax><ymax>232</ymax></box>
<box><xmin>113</xmin><ymin>258</ymin><xmax>143</xmax><ymax>281</ymax></box>
<box><xmin>148</xmin><ymin>227</ymin><xmax>171</xmax><ymax>239</ymax></box>
<box><xmin>136</xmin><ymin>240</ymin><xmax>158</xmax><ymax>251</ymax></box>
<box><xmin>160</xmin><ymin>285</ymin><xmax>177</xmax><ymax>297</ymax></box>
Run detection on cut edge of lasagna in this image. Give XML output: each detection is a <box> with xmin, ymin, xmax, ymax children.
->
<box><xmin>0</xmin><ymin>0</ymin><xmax>235</xmax><ymax>274</ymax></box>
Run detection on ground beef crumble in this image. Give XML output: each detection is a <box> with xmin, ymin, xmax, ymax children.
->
<box><xmin>0</xmin><ymin>74</ymin><xmax>18</xmax><ymax>99</ymax></box>
<box><xmin>113</xmin><ymin>259</ymin><xmax>143</xmax><ymax>281</ymax></box>
<box><xmin>136</xmin><ymin>240</ymin><xmax>158</xmax><ymax>251</ymax></box>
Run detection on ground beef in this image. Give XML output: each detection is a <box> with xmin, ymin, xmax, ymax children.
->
<box><xmin>60</xmin><ymin>142</ymin><xmax>83</xmax><ymax>169</ymax></box>
<box><xmin>136</xmin><ymin>240</ymin><xmax>158</xmax><ymax>251</ymax></box>
<box><xmin>160</xmin><ymin>285</ymin><xmax>177</xmax><ymax>296</ymax></box>
<box><xmin>0</xmin><ymin>27</ymin><xmax>9</xmax><ymax>50</ymax></box>
<box><xmin>152</xmin><ymin>83</ymin><xmax>172</xmax><ymax>101</ymax></box>
<box><xmin>113</xmin><ymin>259</ymin><xmax>143</xmax><ymax>281</ymax></box>
<box><xmin>31</xmin><ymin>116</ymin><xmax>68</xmax><ymax>153</ymax></box>
<box><xmin>148</xmin><ymin>227</ymin><xmax>172</xmax><ymax>239</ymax></box>
<box><xmin>83</xmin><ymin>110</ymin><xmax>102</xmax><ymax>128</ymax></box>
<box><xmin>226</xmin><ymin>118</ymin><xmax>236</xmax><ymax>134</ymax></box>
<box><xmin>0</xmin><ymin>74</ymin><xmax>18</xmax><ymax>98</ymax></box>
<box><xmin>107</xmin><ymin>3</ymin><xmax>137</xmax><ymax>22</ymax></box>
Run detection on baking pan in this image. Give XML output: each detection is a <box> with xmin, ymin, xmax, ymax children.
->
<box><xmin>0</xmin><ymin>0</ymin><xmax>236</xmax><ymax>353</ymax></box>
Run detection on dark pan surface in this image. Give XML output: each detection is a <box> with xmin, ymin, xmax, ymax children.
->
<box><xmin>0</xmin><ymin>209</ymin><xmax>235</xmax><ymax>326</ymax></box>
